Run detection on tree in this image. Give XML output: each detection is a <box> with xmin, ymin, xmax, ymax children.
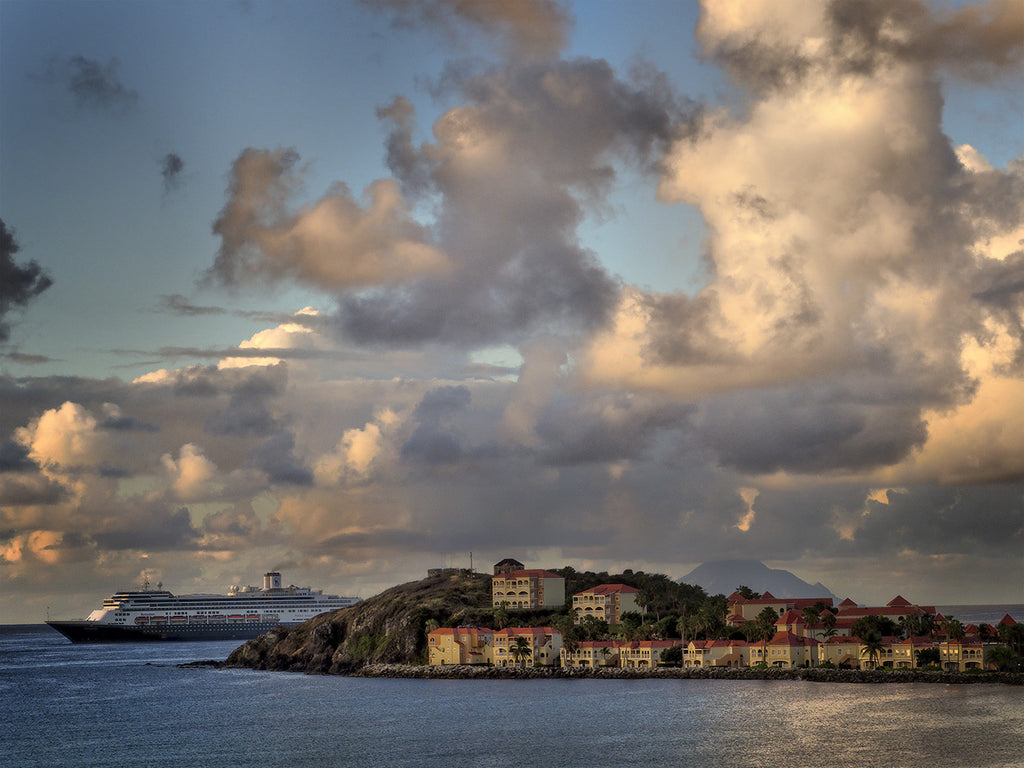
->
<box><xmin>820</xmin><ymin>610</ymin><xmax>837</xmax><ymax>640</ymax></box>
<box><xmin>661</xmin><ymin>645</ymin><xmax>684</xmax><ymax>666</ymax></box>
<box><xmin>735</xmin><ymin>585</ymin><xmax>760</xmax><ymax>599</ymax></box>
<box><xmin>916</xmin><ymin>647</ymin><xmax>940</xmax><ymax>667</ymax></box>
<box><xmin>984</xmin><ymin>644</ymin><xmax>1020</xmax><ymax>673</ymax></box>
<box><xmin>860</xmin><ymin>630</ymin><xmax>885</xmax><ymax>670</ymax></box>
<box><xmin>510</xmin><ymin>636</ymin><xmax>532</xmax><ymax>667</ymax></box>
<box><xmin>802</xmin><ymin>606</ymin><xmax>821</xmax><ymax>642</ymax></box>
<box><xmin>751</xmin><ymin>607</ymin><xmax>778</xmax><ymax>666</ymax></box>
<box><xmin>943</xmin><ymin>618</ymin><xmax>965</xmax><ymax>671</ymax></box>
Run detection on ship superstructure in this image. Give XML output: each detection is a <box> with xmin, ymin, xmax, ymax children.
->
<box><xmin>47</xmin><ymin>571</ymin><xmax>360</xmax><ymax>642</ymax></box>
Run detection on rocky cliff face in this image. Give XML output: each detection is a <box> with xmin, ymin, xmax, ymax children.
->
<box><xmin>224</xmin><ymin>571</ymin><xmax>494</xmax><ymax>674</ymax></box>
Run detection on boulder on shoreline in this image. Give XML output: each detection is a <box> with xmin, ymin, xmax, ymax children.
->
<box><xmin>350</xmin><ymin>664</ymin><xmax>1023</xmax><ymax>685</ymax></box>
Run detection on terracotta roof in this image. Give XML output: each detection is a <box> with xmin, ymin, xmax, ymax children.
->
<box><xmin>767</xmin><ymin>630</ymin><xmax>818</xmax><ymax>647</ymax></box>
<box><xmin>776</xmin><ymin>609</ymin><xmax>805</xmax><ymax>624</ymax></box>
<box><xmin>999</xmin><ymin>614</ymin><xmax>1018</xmax><ymax>626</ymax></box>
<box><xmin>838</xmin><ymin>598</ymin><xmax>858</xmax><ymax>607</ymax></box>
<box><xmin>761</xmin><ymin>591</ymin><xmax>776</xmax><ymax>599</ymax></box>
<box><xmin>504</xmin><ymin>569</ymin><xmax>563</xmax><ymax>579</ymax></box>
<box><xmin>576</xmin><ymin>583</ymin><xmax>639</xmax><ymax>596</ymax></box>
<box><xmin>887</xmin><ymin>595</ymin><xmax>912</xmax><ymax>607</ymax></box>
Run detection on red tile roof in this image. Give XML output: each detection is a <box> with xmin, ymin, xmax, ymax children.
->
<box><xmin>576</xmin><ymin>583</ymin><xmax>639</xmax><ymax>596</ymax></box>
<box><xmin>505</xmin><ymin>569</ymin><xmax>563</xmax><ymax>579</ymax></box>
<box><xmin>999</xmin><ymin>614</ymin><xmax>1018</xmax><ymax>626</ymax></box>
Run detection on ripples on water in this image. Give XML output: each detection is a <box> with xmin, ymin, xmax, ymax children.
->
<box><xmin>3</xmin><ymin>625</ymin><xmax>1022</xmax><ymax>768</ymax></box>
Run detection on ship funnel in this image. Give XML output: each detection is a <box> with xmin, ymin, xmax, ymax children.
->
<box><xmin>264</xmin><ymin>572</ymin><xmax>282</xmax><ymax>590</ymax></box>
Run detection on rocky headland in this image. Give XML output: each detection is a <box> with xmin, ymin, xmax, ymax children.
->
<box><xmin>218</xmin><ymin>570</ymin><xmax>1022</xmax><ymax>685</ymax></box>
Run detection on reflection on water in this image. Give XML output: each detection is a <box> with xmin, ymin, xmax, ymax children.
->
<box><xmin>2</xmin><ymin>625</ymin><xmax>1023</xmax><ymax>768</ymax></box>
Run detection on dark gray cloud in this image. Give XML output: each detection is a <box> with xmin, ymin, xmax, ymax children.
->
<box><xmin>91</xmin><ymin>505</ymin><xmax>198</xmax><ymax>551</ymax></box>
<box><xmin>401</xmin><ymin>385</ymin><xmax>471</xmax><ymax>465</ymax></box>
<box><xmin>161</xmin><ymin>153</ymin><xmax>185</xmax><ymax>192</ymax></box>
<box><xmin>46</xmin><ymin>55</ymin><xmax>140</xmax><ymax>113</ymax></box>
<box><xmin>247</xmin><ymin>431</ymin><xmax>313</xmax><ymax>485</ymax></box>
<box><xmin>0</xmin><ymin>219</ymin><xmax>53</xmax><ymax>343</ymax></box>
<box><xmin>0</xmin><ymin>440</ymin><xmax>36</xmax><ymax>473</ymax></box>
<box><xmin>205</xmin><ymin>368</ymin><xmax>286</xmax><ymax>437</ymax></box>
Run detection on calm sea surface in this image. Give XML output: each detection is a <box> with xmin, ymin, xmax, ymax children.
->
<box><xmin>2</xmin><ymin>624</ymin><xmax>1023</xmax><ymax>768</ymax></box>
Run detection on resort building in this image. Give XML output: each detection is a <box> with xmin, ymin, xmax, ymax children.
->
<box><xmin>750</xmin><ymin>630</ymin><xmax>819</xmax><ymax>668</ymax></box>
<box><xmin>427</xmin><ymin>627</ymin><xmax>494</xmax><ymax>665</ymax></box>
<box><xmin>619</xmin><ymin>640</ymin><xmax>680</xmax><ymax>668</ymax></box>
<box><xmin>726</xmin><ymin>591</ymin><xmax>833</xmax><ymax>627</ymax></box>
<box><xmin>818</xmin><ymin>636</ymin><xmax>863</xmax><ymax>668</ymax></box>
<box><xmin>560</xmin><ymin>640</ymin><xmax>624</xmax><ymax>669</ymax></box>
<box><xmin>685</xmin><ymin>639</ymin><xmax>748</xmax><ymax>668</ymax></box>
<box><xmin>572</xmin><ymin>584</ymin><xmax>639</xmax><ymax>625</ymax></box>
<box><xmin>892</xmin><ymin>636</ymin><xmax>934</xmax><ymax>668</ymax></box>
<box><xmin>493</xmin><ymin>558</ymin><xmax>525</xmax><ymax>576</ymax></box>
<box><xmin>492</xmin><ymin>627</ymin><xmax>563</xmax><ymax>667</ymax></box>
<box><xmin>492</xmin><ymin>569</ymin><xmax>565</xmax><ymax>609</ymax></box>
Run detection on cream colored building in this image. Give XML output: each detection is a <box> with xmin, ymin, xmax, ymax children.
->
<box><xmin>685</xmin><ymin>639</ymin><xmax>748</xmax><ymax>668</ymax></box>
<box><xmin>572</xmin><ymin>584</ymin><xmax>639</xmax><ymax>625</ymax></box>
<box><xmin>492</xmin><ymin>569</ymin><xmax>565</xmax><ymax>610</ymax></box>
<box><xmin>427</xmin><ymin>627</ymin><xmax>495</xmax><ymax>665</ymax></box>
<box><xmin>561</xmin><ymin>640</ymin><xmax>624</xmax><ymax>668</ymax></box>
<box><xmin>818</xmin><ymin>636</ymin><xmax>862</xmax><ymax>668</ymax></box>
<box><xmin>619</xmin><ymin>640</ymin><xmax>680</xmax><ymax>668</ymax></box>
<box><xmin>492</xmin><ymin>627</ymin><xmax>563</xmax><ymax>667</ymax></box>
<box><xmin>749</xmin><ymin>630</ymin><xmax>819</xmax><ymax>668</ymax></box>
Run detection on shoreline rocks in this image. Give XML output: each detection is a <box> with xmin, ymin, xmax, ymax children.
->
<box><xmin>350</xmin><ymin>664</ymin><xmax>1024</xmax><ymax>685</ymax></box>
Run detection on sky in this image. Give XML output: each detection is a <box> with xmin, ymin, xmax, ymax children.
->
<box><xmin>1</xmin><ymin>0</ymin><xmax>1023</xmax><ymax>623</ymax></box>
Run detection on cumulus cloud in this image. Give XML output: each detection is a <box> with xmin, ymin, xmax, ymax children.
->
<box><xmin>160</xmin><ymin>443</ymin><xmax>218</xmax><ymax>502</ymax></box>
<box><xmin>0</xmin><ymin>219</ymin><xmax>53</xmax><ymax>343</ymax></box>
<box><xmin>208</xmin><ymin>148</ymin><xmax>450</xmax><ymax>291</ymax></box>
<box><xmin>575</xmin><ymin>0</ymin><xmax>1024</xmax><ymax>485</ymax></box>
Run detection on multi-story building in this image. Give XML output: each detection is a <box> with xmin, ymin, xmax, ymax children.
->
<box><xmin>427</xmin><ymin>627</ymin><xmax>494</xmax><ymax>665</ymax></box>
<box><xmin>560</xmin><ymin>640</ymin><xmax>624</xmax><ymax>668</ymax></box>
<box><xmin>818</xmin><ymin>636</ymin><xmax>863</xmax><ymax>667</ymax></box>
<box><xmin>572</xmin><ymin>584</ymin><xmax>639</xmax><ymax>625</ymax></box>
<box><xmin>492</xmin><ymin>569</ymin><xmax>565</xmax><ymax>609</ymax></box>
<box><xmin>619</xmin><ymin>640</ymin><xmax>680</xmax><ymax>668</ymax></box>
<box><xmin>750</xmin><ymin>630</ymin><xmax>819</xmax><ymax>668</ymax></box>
<box><xmin>492</xmin><ymin>627</ymin><xmax>562</xmax><ymax>667</ymax></box>
<box><xmin>726</xmin><ymin>591</ymin><xmax>833</xmax><ymax>627</ymax></box>
<box><xmin>685</xmin><ymin>639</ymin><xmax>748</xmax><ymax>668</ymax></box>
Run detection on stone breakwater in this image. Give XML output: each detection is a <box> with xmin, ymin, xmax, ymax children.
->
<box><xmin>353</xmin><ymin>664</ymin><xmax>1024</xmax><ymax>685</ymax></box>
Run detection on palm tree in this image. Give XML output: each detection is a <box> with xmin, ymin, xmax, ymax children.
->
<box><xmin>802</xmin><ymin>606</ymin><xmax>821</xmax><ymax>641</ymax></box>
<box><xmin>820</xmin><ymin>610</ymin><xmax>837</xmax><ymax>641</ymax></box>
<box><xmin>944</xmin><ymin>618</ymin><xmax>965</xmax><ymax>671</ymax></box>
<box><xmin>752</xmin><ymin>607</ymin><xmax>778</xmax><ymax>666</ymax></box>
<box><xmin>510</xmin><ymin>636</ymin><xmax>532</xmax><ymax>668</ymax></box>
<box><xmin>861</xmin><ymin>631</ymin><xmax>885</xmax><ymax>670</ymax></box>
<box><xmin>984</xmin><ymin>644</ymin><xmax>1020</xmax><ymax>672</ymax></box>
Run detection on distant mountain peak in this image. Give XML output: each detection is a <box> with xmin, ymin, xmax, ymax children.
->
<box><xmin>680</xmin><ymin>559</ymin><xmax>838</xmax><ymax>601</ymax></box>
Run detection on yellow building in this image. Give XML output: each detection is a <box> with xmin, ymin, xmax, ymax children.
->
<box><xmin>818</xmin><ymin>636</ymin><xmax>862</xmax><ymax>668</ymax></box>
<box><xmin>749</xmin><ymin>630</ymin><xmax>819</xmax><ymax>668</ymax></box>
<box><xmin>572</xmin><ymin>584</ymin><xmax>639</xmax><ymax>625</ymax></box>
<box><xmin>427</xmin><ymin>627</ymin><xmax>494</xmax><ymax>665</ymax></box>
<box><xmin>561</xmin><ymin>640</ymin><xmax>624</xmax><ymax>668</ymax></box>
<box><xmin>685</xmin><ymin>639</ymin><xmax>748</xmax><ymax>668</ymax></box>
<box><xmin>492</xmin><ymin>627</ymin><xmax>563</xmax><ymax>667</ymax></box>
<box><xmin>492</xmin><ymin>569</ymin><xmax>565</xmax><ymax>610</ymax></box>
<box><xmin>892</xmin><ymin>636</ymin><xmax>933</xmax><ymax>668</ymax></box>
<box><xmin>940</xmin><ymin>638</ymin><xmax>985</xmax><ymax>671</ymax></box>
<box><xmin>619</xmin><ymin>640</ymin><xmax>680</xmax><ymax>668</ymax></box>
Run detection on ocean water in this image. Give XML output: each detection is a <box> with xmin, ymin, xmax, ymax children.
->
<box><xmin>2</xmin><ymin>625</ymin><xmax>1023</xmax><ymax>768</ymax></box>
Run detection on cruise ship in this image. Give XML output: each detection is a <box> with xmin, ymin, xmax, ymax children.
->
<box><xmin>46</xmin><ymin>571</ymin><xmax>361</xmax><ymax>642</ymax></box>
